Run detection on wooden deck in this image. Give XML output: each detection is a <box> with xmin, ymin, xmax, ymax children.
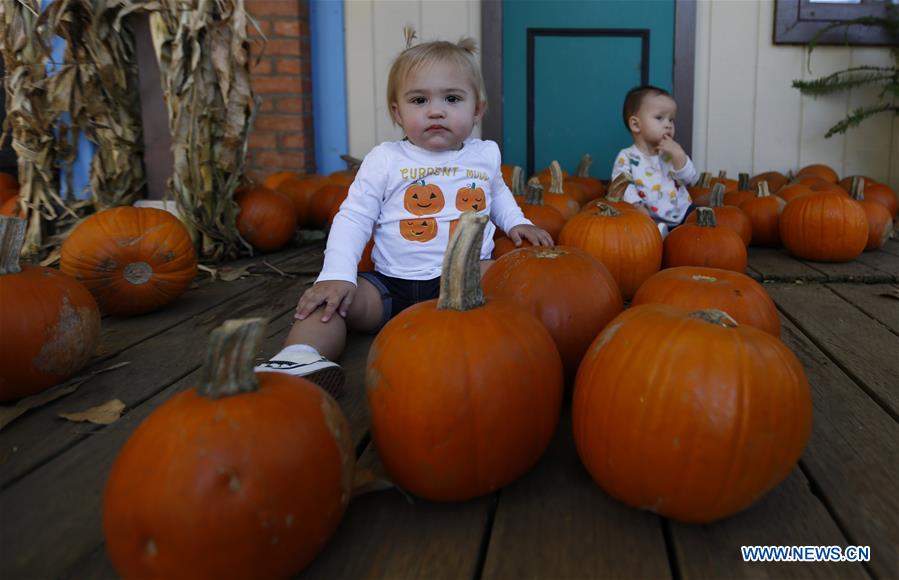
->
<box><xmin>1</xmin><ymin>239</ymin><xmax>897</xmax><ymax>579</ymax></box>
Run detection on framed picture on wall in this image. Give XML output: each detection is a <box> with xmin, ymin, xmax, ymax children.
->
<box><xmin>774</xmin><ymin>0</ymin><xmax>899</xmax><ymax>45</ymax></box>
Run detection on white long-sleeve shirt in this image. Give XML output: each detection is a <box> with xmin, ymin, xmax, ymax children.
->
<box><xmin>317</xmin><ymin>138</ymin><xmax>532</xmax><ymax>284</ymax></box>
<box><xmin>611</xmin><ymin>145</ymin><xmax>698</xmax><ymax>226</ymax></box>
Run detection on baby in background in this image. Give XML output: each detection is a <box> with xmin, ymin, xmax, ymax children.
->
<box><xmin>611</xmin><ymin>85</ymin><xmax>697</xmax><ymax>237</ymax></box>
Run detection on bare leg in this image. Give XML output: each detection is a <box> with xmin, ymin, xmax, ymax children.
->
<box><xmin>283</xmin><ymin>276</ymin><xmax>383</xmax><ymax>361</ymax></box>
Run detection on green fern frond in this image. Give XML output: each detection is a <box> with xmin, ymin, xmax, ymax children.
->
<box><xmin>824</xmin><ymin>104</ymin><xmax>899</xmax><ymax>138</ymax></box>
<box><xmin>793</xmin><ymin>67</ymin><xmax>897</xmax><ymax>96</ymax></box>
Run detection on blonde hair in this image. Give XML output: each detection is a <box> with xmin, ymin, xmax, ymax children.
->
<box><xmin>386</xmin><ymin>27</ymin><xmax>487</xmax><ymax>125</ymax></box>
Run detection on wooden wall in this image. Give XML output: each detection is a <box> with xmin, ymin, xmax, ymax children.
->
<box><xmin>692</xmin><ymin>0</ymin><xmax>898</xmax><ymax>188</ymax></box>
<box><xmin>344</xmin><ymin>0</ymin><xmax>481</xmax><ymax>158</ymax></box>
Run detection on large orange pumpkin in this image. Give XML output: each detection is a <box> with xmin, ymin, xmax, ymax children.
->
<box><xmin>483</xmin><ymin>245</ymin><xmax>623</xmax><ymax>382</ymax></box>
<box><xmin>631</xmin><ymin>266</ymin><xmax>780</xmax><ymax>336</ymax></box>
<box><xmin>367</xmin><ymin>213</ymin><xmax>563</xmax><ymax>501</ymax></box>
<box><xmin>559</xmin><ymin>202</ymin><xmax>662</xmax><ymax>300</ymax></box>
<box><xmin>60</xmin><ymin>207</ymin><xmax>198</xmax><ymax>316</ymax></box>
<box><xmin>779</xmin><ymin>191</ymin><xmax>868</xmax><ymax>262</ymax></box>
<box><xmin>0</xmin><ymin>217</ymin><xmax>100</xmax><ymax>402</ymax></box>
<box><xmin>104</xmin><ymin>319</ymin><xmax>354</xmax><ymax>578</ymax></box>
<box><xmin>663</xmin><ymin>207</ymin><xmax>747</xmax><ymax>272</ymax></box>
<box><xmin>573</xmin><ymin>304</ymin><xmax>812</xmax><ymax>523</ymax></box>
<box><xmin>236</xmin><ymin>186</ymin><xmax>298</xmax><ymax>252</ymax></box>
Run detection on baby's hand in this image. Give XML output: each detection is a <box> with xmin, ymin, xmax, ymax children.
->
<box><xmin>296</xmin><ymin>280</ymin><xmax>357</xmax><ymax>322</ymax></box>
<box><xmin>657</xmin><ymin>136</ymin><xmax>687</xmax><ymax>170</ymax></box>
<box><xmin>508</xmin><ymin>224</ymin><xmax>554</xmax><ymax>247</ymax></box>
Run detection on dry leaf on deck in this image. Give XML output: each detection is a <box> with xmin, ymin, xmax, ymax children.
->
<box><xmin>0</xmin><ymin>383</ymin><xmax>79</xmax><ymax>431</ymax></box>
<box><xmin>219</xmin><ymin>264</ymin><xmax>251</xmax><ymax>282</ymax></box>
<box><xmin>352</xmin><ymin>467</ymin><xmax>395</xmax><ymax>498</ymax></box>
<box><xmin>59</xmin><ymin>398</ymin><xmax>126</xmax><ymax>425</ymax></box>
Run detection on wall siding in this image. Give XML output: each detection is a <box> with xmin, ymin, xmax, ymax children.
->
<box><xmin>693</xmin><ymin>0</ymin><xmax>897</xmax><ymax>188</ymax></box>
<box><xmin>344</xmin><ymin>0</ymin><xmax>481</xmax><ymax>159</ymax></box>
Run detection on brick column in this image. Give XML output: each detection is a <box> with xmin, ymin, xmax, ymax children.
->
<box><xmin>245</xmin><ymin>0</ymin><xmax>316</xmax><ymax>181</ymax></box>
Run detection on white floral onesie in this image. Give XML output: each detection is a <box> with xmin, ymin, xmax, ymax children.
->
<box><xmin>610</xmin><ymin>145</ymin><xmax>698</xmax><ymax>228</ymax></box>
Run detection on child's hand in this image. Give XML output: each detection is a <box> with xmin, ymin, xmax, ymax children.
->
<box><xmin>508</xmin><ymin>224</ymin><xmax>554</xmax><ymax>247</ymax></box>
<box><xmin>657</xmin><ymin>136</ymin><xmax>687</xmax><ymax>170</ymax></box>
<box><xmin>296</xmin><ymin>280</ymin><xmax>357</xmax><ymax>323</ymax></box>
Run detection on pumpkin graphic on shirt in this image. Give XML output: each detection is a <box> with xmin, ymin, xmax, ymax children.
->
<box><xmin>399</xmin><ymin>217</ymin><xmax>438</xmax><ymax>242</ymax></box>
<box><xmin>455</xmin><ymin>182</ymin><xmax>486</xmax><ymax>212</ymax></box>
<box><xmin>404</xmin><ymin>180</ymin><xmax>445</xmax><ymax>215</ymax></box>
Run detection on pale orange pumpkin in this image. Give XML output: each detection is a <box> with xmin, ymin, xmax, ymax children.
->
<box><xmin>103</xmin><ymin>319</ymin><xmax>354</xmax><ymax>578</ymax></box>
<box><xmin>573</xmin><ymin>304</ymin><xmax>812</xmax><ymax>523</ymax></box>
<box><xmin>60</xmin><ymin>207</ymin><xmax>198</xmax><ymax>316</ymax></box>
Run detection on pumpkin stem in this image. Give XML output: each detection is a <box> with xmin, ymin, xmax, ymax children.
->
<box><xmin>737</xmin><ymin>172</ymin><xmax>750</xmax><ymax>191</ymax></box>
<box><xmin>689</xmin><ymin>309</ymin><xmax>738</xmax><ymax>328</ymax></box>
<box><xmin>593</xmin><ymin>202</ymin><xmax>622</xmax><ymax>217</ymax></box>
<box><xmin>694</xmin><ymin>206</ymin><xmax>718</xmax><ymax>228</ymax></box>
<box><xmin>576</xmin><ymin>154</ymin><xmax>593</xmax><ymax>177</ymax></box>
<box><xmin>709</xmin><ymin>183</ymin><xmax>727</xmax><ymax>207</ymax></box>
<box><xmin>198</xmin><ymin>318</ymin><xmax>266</xmax><ymax>399</ymax></box>
<box><xmin>0</xmin><ymin>216</ymin><xmax>26</xmax><ymax>275</ymax></box>
<box><xmin>849</xmin><ymin>176</ymin><xmax>865</xmax><ymax>201</ymax></box>
<box><xmin>511</xmin><ymin>166</ymin><xmax>524</xmax><ymax>196</ymax></box>
<box><xmin>549</xmin><ymin>160</ymin><xmax>564</xmax><ymax>194</ymax></box>
<box><xmin>697</xmin><ymin>172</ymin><xmax>712</xmax><ymax>188</ymax></box>
<box><xmin>756</xmin><ymin>181</ymin><xmax>771</xmax><ymax>197</ymax></box>
<box><xmin>438</xmin><ymin>212</ymin><xmax>487</xmax><ymax>311</ymax></box>
<box><xmin>606</xmin><ymin>172</ymin><xmax>631</xmax><ymax>202</ymax></box>
<box><xmin>525</xmin><ymin>177</ymin><xmax>545</xmax><ymax>206</ymax></box>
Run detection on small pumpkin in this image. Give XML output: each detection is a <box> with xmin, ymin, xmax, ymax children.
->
<box><xmin>0</xmin><ymin>217</ymin><xmax>101</xmax><ymax>402</ymax></box>
<box><xmin>723</xmin><ymin>173</ymin><xmax>756</xmax><ymax>207</ymax></box>
<box><xmin>749</xmin><ymin>171</ymin><xmax>787</xmax><ymax>193</ymax></box>
<box><xmin>262</xmin><ymin>170</ymin><xmax>301</xmax><ymax>190</ymax></box>
<box><xmin>631</xmin><ymin>266</ymin><xmax>780</xmax><ymax>336</ymax></box>
<box><xmin>776</xmin><ymin>182</ymin><xmax>814</xmax><ymax>204</ymax></box>
<box><xmin>709</xmin><ymin>170</ymin><xmax>738</xmax><ymax>193</ymax></box>
<box><xmin>544</xmin><ymin>161</ymin><xmax>581</xmax><ymax>220</ymax></box>
<box><xmin>559</xmin><ymin>202</ymin><xmax>662</xmax><ymax>300</ymax></box>
<box><xmin>688</xmin><ymin>172</ymin><xmax>714</xmax><ymax>206</ymax></box>
<box><xmin>848</xmin><ymin>177</ymin><xmax>894</xmax><ymax>251</ymax></box>
<box><xmin>861</xmin><ymin>181</ymin><xmax>898</xmax><ymax>218</ymax></box>
<box><xmin>520</xmin><ymin>178</ymin><xmax>565</xmax><ymax>240</ymax></box>
<box><xmin>663</xmin><ymin>207</ymin><xmax>747</xmax><ymax>272</ymax></box>
<box><xmin>588</xmin><ymin>172</ymin><xmax>637</xmax><ymax>213</ymax></box>
<box><xmin>276</xmin><ymin>175</ymin><xmax>327</xmax><ymax>226</ymax></box>
<box><xmin>491</xmin><ymin>236</ymin><xmax>533</xmax><ymax>259</ymax></box>
<box><xmin>573</xmin><ymin>305</ymin><xmax>812</xmax><ymax>523</ymax></box>
<box><xmin>684</xmin><ymin>183</ymin><xmax>752</xmax><ymax>245</ymax></box>
<box><xmin>236</xmin><ymin>186</ymin><xmax>298</xmax><ymax>252</ymax></box>
<box><xmin>796</xmin><ymin>163</ymin><xmax>838</xmax><ymax>184</ymax></box>
<box><xmin>103</xmin><ymin>318</ymin><xmax>354</xmax><ymax>578</ymax></box>
<box><xmin>739</xmin><ymin>181</ymin><xmax>785</xmax><ymax>247</ymax></box>
<box><xmin>483</xmin><ymin>245</ymin><xmax>623</xmax><ymax>383</ymax></box>
<box><xmin>779</xmin><ymin>191</ymin><xmax>868</xmax><ymax>262</ymax></box>
<box><xmin>60</xmin><ymin>207</ymin><xmax>198</xmax><ymax>316</ymax></box>
<box><xmin>564</xmin><ymin>154</ymin><xmax>605</xmax><ymax>202</ymax></box>
<box><xmin>367</xmin><ymin>213</ymin><xmax>563</xmax><ymax>501</ymax></box>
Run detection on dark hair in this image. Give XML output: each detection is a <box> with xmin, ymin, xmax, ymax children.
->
<box><xmin>622</xmin><ymin>85</ymin><xmax>671</xmax><ymax>130</ymax></box>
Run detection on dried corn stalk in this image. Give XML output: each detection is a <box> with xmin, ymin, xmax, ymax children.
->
<box><xmin>144</xmin><ymin>0</ymin><xmax>256</xmax><ymax>261</ymax></box>
<box><xmin>42</xmin><ymin>0</ymin><xmax>145</xmax><ymax>211</ymax></box>
<box><xmin>0</xmin><ymin>0</ymin><xmax>59</xmax><ymax>256</ymax></box>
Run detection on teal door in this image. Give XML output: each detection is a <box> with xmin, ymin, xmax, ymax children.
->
<box><xmin>502</xmin><ymin>0</ymin><xmax>675</xmax><ymax>179</ymax></box>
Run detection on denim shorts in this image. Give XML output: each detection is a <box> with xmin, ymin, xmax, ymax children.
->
<box><xmin>358</xmin><ymin>271</ymin><xmax>440</xmax><ymax>333</ymax></box>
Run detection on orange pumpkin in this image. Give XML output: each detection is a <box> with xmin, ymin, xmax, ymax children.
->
<box><xmin>558</xmin><ymin>202</ymin><xmax>662</xmax><ymax>300</ymax></box>
<box><xmin>367</xmin><ymin>213</ymin><xmax>563</xmax><ymax>501</ymax></box>
<box><xmin>848</xmin><ymin>178</ymin><xmax>894</xmax><ymax>251</ymax></box>
<box><xmin>0</xmin><ymin>195</ymin><xmax>22</xmax><ymax>217</ymax></box>
<box><xmin>573</xmin><ymin>304</ymin><xmax>812</xmax><ymax>523</ymax></box>
<box><xmin>483</xmin><ymin>245</ymin><xmax>622</xmax><ymax>382</ymax></box>
<box><xmin>404</xmin><ymin>180</ymin><xmax>445</xmax><ymax>215</ymax></box>
<box><xmin>796</xmin><ymin>163</ymin><xmax>838</xmax><ymax>184</ymax></box>
<box><xmin>862</xmin><ymin>182</ymin><xmax>898</xmax><ymax>217</ymax></box>
<box><xmin>749</xmin><ymin>171</ymin><xmax>788</xmax><ymax>193</ymax></box>
<box><xmin>236</xmin><ymin>186</ymin><xmax>298</xmax><ymax>252</ymax></box>
<box><xmin>0</xmin><ymin>217</ymin><xmax>100</xmax><ymax>402</ymax></box>
<box><xmin>777</xmin><ymin>182</ymin><xmax>814</xmax><ymax>204</ymax></box>
<box><xmin>723</xmin><ymin>173</ymin><xmax>756</xmax><ymax>207</ymax></box>
<box><xmin>262</xmin><ymin>170</ymin><xmax>301</xmax><ymax>190</ymax></box>
<box><xmin>60</xmin><ymin>207</ymin><xmax>198</xmax><ymax>316</ymax></box>
<box><xmin>543</xmin><ymin>161</ymin><xmax>580</xmax><ymax>220</ymax></box>
<box><xmin>739</xmin><ymin>181</ymin><xmax>785</xmax><ymax>247</ymax></box>
<box><xmin>709</xmin><ymin>170</ymin><xmax>738</xmax><ymax>193</ymax></box>
<box><xmin>684</xmin><ymin>183</ymin><xmax>752</xmax><ymax>246</ymax></box>
<box><xmin>399</xmin><ymin>217</ymin><xmax>438</xmax><ymax>242</ymax></box>
<box><xmin>688</xmin><ymin>172</ymin><xmax>714</xmax><ymax>206</ymax></box>
<box><xmin>779</xmin><ymin>191</ymin><xmax>868</xmax><ymax>262</ymax></box>
<box><xmin>455</xmin><ymin>182</ymin><xmax>486</xmax><ymax>212</ymax></box>
<box><xmin>276</xmin><ymin>175</ymin><xmax>327</xmax><ymax>226</ymax></box>
<box><xmin>309</xmin><ymin>182</ymin><xmax>350</xmax><ymax>229</ymax></box>
<box><xmin>520</xmin><ymin>178</ymin><xmax>565</xmax><ymax>240</ymax></box>
<box><xmin>631</xmin><ymin>266</ymin><xmax>780</xmax><ymax>336</ymax></box>
<box><xmin>0</xmin><ymin>171</ymin><xmax>17</xmax><ymax>193</ymax></box>
<box><xmin>104</xmin><ymin>319</ymin><xmax>354</xmax><ymax>578</ymax></box>
<box><xmin>563</xmin><ymin>154</ymin><xmax>605</xmax><ymax>202</ymax></box>
<box><xmin>664</xmin><ymin>207</ymin><xmax>747</xmax><ymax>272</ymax></box>
<box><xmin>491</xmin><ymin>236</ymin><xmax>533</xmax><ymax>259</ymax></box>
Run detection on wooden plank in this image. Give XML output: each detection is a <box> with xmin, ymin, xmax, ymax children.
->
<box><xmin>797</xmin><ymin>254</ymin><xmax>898</xmax><ymax>284</ymax></box>
<box><xmin>852</xmin><ymin>250</ymin><xmax>899</xmax><ymax>282</ymax></box>
<box><xmin>777</xmin><ymin>315</ymin><xmax>899</xmax><ymax>579</ymax></box>
<box><xmin>0</xmin><ymin>308</ymin><xmax>330</xmax><ymax>578</ymax></box>
<box><xmin>826</xmin><ymin>283</ymin><xmax>899</xmax><ymax>336</ymax></box>
<box><xmin>481</xmin><ymin>411</ymin><xmax>671</xmax><ymax>579</ymax></box>
<box><xmin>747</xmin><ymin>248</ymin><xmax>825</xmax><ymax>281</ymax></box>
<box><xmin>671</xmin><ymin>470</ymin><xmax>867</xmax><ymax>579</ymax></box>
<box><xmin>881</xmin><ymin>238</ymin><xmax>899</xmax><ymax>258</ymax></box>
<box><xmin>0</xmin><ymin>255</ymin><xmax>320</xmax><ymax>489</ymax></box>
<box><xmin>768</xmin><ymin>283</ymin><xmax>899</xmax><ymax>418</ymax></box>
